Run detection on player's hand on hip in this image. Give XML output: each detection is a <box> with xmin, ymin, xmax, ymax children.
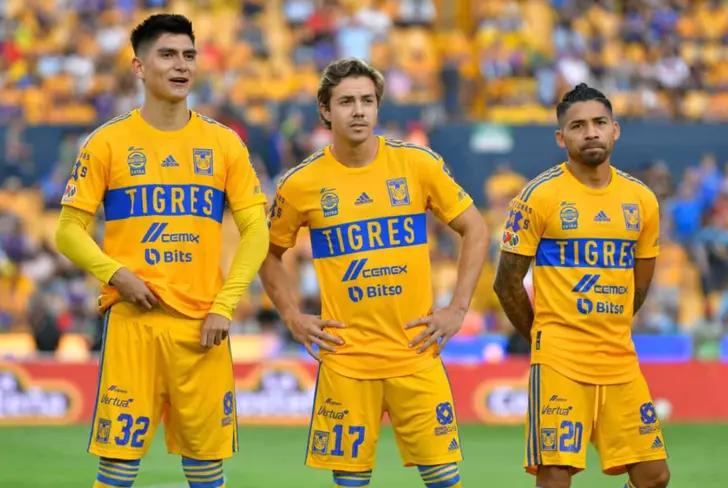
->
<box><xmin>200</xmin><ymin>313</ymin><xmax>231</xmax><ymax>348</ymax></box>
<box><xmin>109</xmin><ymin>267</ymin><xmax>158</xmax><ymax>310</ymax></box>
<box><xmin>405</xmin><ymin>306</ymin><xmax>466</xmax><ymax>354</ymax></box>
<box><xmin>284</xmin><ymin>312</ymin><xmax>345</xmax><ymax>361</ymax></box>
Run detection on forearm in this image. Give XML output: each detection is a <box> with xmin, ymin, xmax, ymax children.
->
<box><xmin>450</xmin><ymin>228</ymin><xmax>488</xmax><ymax>312</ymax></box>
<box><xmin>494</xmin><ymin>283</ymin><xmax>534</xmax><ymax>341</ymax></box>
<box><xmin>633</xmin><ymin>286</ymin><xmax>650</xmax><ymax>315</ymax></box>
<box><xmin>493</xmin><ymin>251</ymin><xmax>535</xmax><ymax>341</ymax></box>
<box><xmin>633</xmin><ymin>257</ymin><xmax>656</xmax><ymax>315</ymax></box>
<box><xmin>259</xmin><ymin>251</ymin><xmax>300</xmax><ymax>322</ymax></box>
<box><xmin>210</xmin><ymin>205</ymin><xmax>269</xmax><ymax>319</ymax></box>
<box><xmin>55</xmin><ymin>206</ymin><xmax>123</xmax><ymax>284</ymax></box>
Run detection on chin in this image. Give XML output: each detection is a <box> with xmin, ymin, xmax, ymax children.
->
<box><xmin>345</xmin><ymin>131</ymin><xmax>371</xmax><ymax>144</ymax></box>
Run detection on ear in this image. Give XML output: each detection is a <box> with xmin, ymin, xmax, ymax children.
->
<box><xmin>612</xmin><ymin>119</ymin><xmax>621</xmax><ymax>142</ymax></box>
<box><xmin>132</xmin><ymin>56</ymin><xmax>144</xmax><ymax>81</ymax></box>
<box><xmin>555</xmin><ymin>129</ymin><xmax>566</xmax><ymax>149</ymax></box>
<box><xmin>319</xmin><ymin>103</ymin><xmax>331</xmax><ymax>124</ymax></box>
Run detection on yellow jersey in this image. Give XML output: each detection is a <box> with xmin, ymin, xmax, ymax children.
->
<box><xmin>61</xmin><ymin>109</ymin><xmax>266</xmax><ymax>318</ymax></box>
<box><xmin>501</xmin><ymin>162</ymin><xmax>660</xmax><ymax>384</ymax></box>
<box><xmin>269</xmin><ymin>136</ymin><xmax>473</xmax><ymax>379</ymax></box>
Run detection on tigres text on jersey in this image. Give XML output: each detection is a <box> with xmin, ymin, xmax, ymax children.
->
<box><xmin>61</xmin><ymin>109</ymin><xmax>266</xmax><ymax>317</ymax></box>
<box><xmin>269</xmin><ymin>136</ymin><xmax>473</xmax><ymax>379</ymax></box>
<box><xmin>500</xmin><ymin>162</ymin><xmax>659</xmax><ymax>384</ymax></box>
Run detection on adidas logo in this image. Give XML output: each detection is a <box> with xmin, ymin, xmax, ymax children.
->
<box><xmin>354</xmin><ymin>192</ymin><xmax>373</xmax><ymax>205</ymax></box>
<box><xmin>651</xmin><ymin>436</ymin><xmax>663</xmax><ymax>449</ymax></box>
<box><xmin>161</xmin><ymin>155</ymin><xmax>179</xmax><ymax>167</ymax></box>
<box><xmin>594</xmin><ymin>210</ymin><xmax>611</xmax><ymax>222</ymax></box>
<box><xmin>448</xmin><ymin>438</ymin><xmax>459</xmax><ymax>451</ymax></box>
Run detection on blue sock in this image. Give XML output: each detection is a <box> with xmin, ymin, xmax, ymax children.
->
<box><xmin>333</xmin><ymin>469</ymin><xmax>373</xmax><ymax>487</ymax></box>
<box><xmin>95</xmin><ymin>458</ymin><xmax>140</xmax><ymax>487</ymax></box>
<box><xmin>417</xmin><ymin>463</ymin><xmax>461</xmax><ymax>487</ymax></box>
<box><xmin>181</xmin><ymin>457</ymin><xmax>224</xmax><ymax>487</ymax></box>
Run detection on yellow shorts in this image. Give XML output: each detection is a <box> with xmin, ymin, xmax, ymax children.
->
<box><xmin>88</xmin><ymin>303</ymin><xmax>238</xmax><ymax>460</ymax></box>
<box><xmin>525</xmin><ymin>364</ymin><xmax>668</xmax><ymax>475</ymax></box>
<box><xmin>306</xmin><ymin>362</ymin><xmax>463</xmax><ymax>471</ymax></box>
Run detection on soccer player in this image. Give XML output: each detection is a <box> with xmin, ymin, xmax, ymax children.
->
<box><xmin>493</xmin><ymin>83</ymin><xmax>671</xmax><ymax>488</ymax></box>
<box><xmin>259</xmin><ymin>58</ymin><xmax>487</xmax><ymax>488</ymax></box>
<box><xmin>54</xmin><ymin>14</ymin><xmax>268</xmax><ymax>488</ymax></box>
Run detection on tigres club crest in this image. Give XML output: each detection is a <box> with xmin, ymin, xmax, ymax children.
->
<box><xmin>311</xmin><ymin>430</ymin><xmax>329</xmax><ymax>455</ymax></box>
<box><xmin>622</xmin><ymin>203</ymin><xmax>640</xmax><ymax>231</ymax></box>
<box><xmin>386</xmin><ymin>177</ymin><xmax>410</xmax><ymax>206</ymax></box>
<box><xmin>320</xmin><ymin>187</ymin><xmax>339</xmax><ymax>217</ymax></box>
<box><xmin>193</xmin><ymin>148</ymin><xmax>213</xmax><ymax>176</ymax></box>
<box><xmin>541</xmin><ymin>428</ymin><xmax>557</xmax><ymax>451</ymax></box>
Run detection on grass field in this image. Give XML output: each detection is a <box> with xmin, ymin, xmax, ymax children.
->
<box><xmin>0</xmin><ymin>424</ymin><xmax>724</xmax><ymax>487</ymax></box>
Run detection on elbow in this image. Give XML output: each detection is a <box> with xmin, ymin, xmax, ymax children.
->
<box><xmin>54</xmin><ymin>224</ymin><xmax>68</xmax><ymax>256</ymax></box>
<box><xmin>492</xmin><ymin>276</ymin><xmax>506</xmax><ymax>299</ymax></box>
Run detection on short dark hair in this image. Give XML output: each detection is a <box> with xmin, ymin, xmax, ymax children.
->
<box><xmin>556</xmin><ymin>83</ymin><xmax>613</xmax><ymax>125</ymax></box>
<box><xmin>317</xmin><ymin>58</ymin><xmax>385</xmax><ymax>129</ymax></box>
<box><xmin>130</xmin><ymin>14</ymin><xmax>195</xmax><ymax>56</ymax></box>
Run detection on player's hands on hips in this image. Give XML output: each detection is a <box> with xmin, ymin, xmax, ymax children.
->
<box><xmin>109</xmin><ymin>267</ymin><xmax>158</xmax><ymax>310</ymax></box>
<box><xmin>405</xmin><ymin>306</ymin><xmax>466</xmax><ymax>353</ymax></box>
<box><xmin>200</xmin><ymin>313</ymin><xmax>231</xmax><ymax>348</ymax></box>
<box><xmin>284</xmin><ymin>312</ymin><xmax>345</xmax><ymax>361</ymax></box>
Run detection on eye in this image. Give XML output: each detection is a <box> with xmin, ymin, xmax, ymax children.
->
<box><xmin>598</xmin><ymin>119</ymin><xmax>607</xmax><ymax>125</ymax></box>
<box><xmin>184</xmin><ymin>53</ymin><xmax>195</xmax><ymax>61</ymax></box>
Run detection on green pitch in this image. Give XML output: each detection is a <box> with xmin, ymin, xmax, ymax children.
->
<box><xmin>0</xmin><ymin>424</ymin><xmax>723</xmax><ymax>487</ymax></box>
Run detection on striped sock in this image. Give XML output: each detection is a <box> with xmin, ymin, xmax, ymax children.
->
<box><xmin>181</xmin><ymin>457</ymin><xmax>225</xmax><ymax>488</ymax></box>
<box><xmin>333</xmin><ymin>469</ymin><xmax>373</xmax><ymax>487</ymax></box>
<box><xmin>417</xmin><ymin>463</ymin><xmax>461</xmax><ymax>488</ymax></box>
<box><xmin>94</xmin><ymin>458</ymin><xmax>140</xmax><ymax>487</ymax></box>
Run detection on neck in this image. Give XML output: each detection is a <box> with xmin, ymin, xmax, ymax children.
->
<box><xmin>140</xmin><ymin>97</ymin><xmax>190</xmax><ymax>131</ymax></box>
<box><xmin>330</xmin><ymin>135</ymin><xmax>379</xmax><ymax>168</ymax></box>
<box><xmin>566</xmin><ymin>158</ymin><xmax>612</xmax><ymax>189</ymax></box>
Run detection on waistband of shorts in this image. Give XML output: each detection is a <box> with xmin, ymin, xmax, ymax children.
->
<box><xmin>109</xmin><ymin>301</ymin><xmax>196</xmax><ymax>321</ymax></box>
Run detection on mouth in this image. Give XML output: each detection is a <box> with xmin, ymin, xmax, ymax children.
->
<box><xmin>350</xmin><ymin>123</ymin><xmax>368</xmax><ymax>129</ymax></box>
<box><xmin>582</xmin><ymin>144</ymin><xmax>604</xmax><ymax>151</ymax></box>
<box><xmin>169</xmin><ymin>77</ymin><xmax>189</xmax><ymax>87</ymax></box>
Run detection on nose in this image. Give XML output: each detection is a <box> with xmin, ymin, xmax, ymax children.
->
<box><xmin>353</xmin><ymin>100</ymin><xmax>364</xmax><ymax>117</ymax></box>
<box><xmin>585</xmin><ymin>122</ymin><xmax>599</xmax><ymax>139</ymax></box>
<box><xmin>173</xmin><ymin>55</ymin><xmax>189</xmax><ymax>72</ymax></box>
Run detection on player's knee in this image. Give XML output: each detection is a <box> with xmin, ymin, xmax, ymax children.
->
<box><xmin>536</xmin><ymin>465</ymin><xmax>571</xmax><ymax>488</ymax></box>
<box><xmin>333</xmin><ymin>469</ymin><xmax>372</xmax><ymax>487</ymax></box>
<box><xmin>417</xmin><ymin>463</ymin><xmax>461</xmax><ymax>488</ymax></box>
<box><xmin>637</xmin><ymin>466</ymin><xmax>670</xmax><ymax>488</ymax></box>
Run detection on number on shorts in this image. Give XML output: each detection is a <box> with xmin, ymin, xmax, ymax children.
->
<box><xmin>559</xmin><ymin>420</ymin><xmax>583</xmax><ymax>453</ymax></box>
<box><xmin>331</xmin><ymin>424</ymin><xmax>366</xmax><ymax>458</ymax></box>
<box><xmin>114</xmin><ymin>414</ymin><xmax>150</xmax><ymax>448</ymax></box>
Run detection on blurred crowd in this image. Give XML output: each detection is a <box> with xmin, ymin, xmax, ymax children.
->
<box><xmin>2</xmin><ymin>0</ymin><xmax>728</xmax><ymax>359</ymax></box>
<box><xmin>0</xmin><ymin>0</ymin><xmax>726</xmax><ymax>125</ymax></box>
<box><xmin>2</xmin><ymin>130</ymin><xmax>728</xmax><ymax>359</ymax></box>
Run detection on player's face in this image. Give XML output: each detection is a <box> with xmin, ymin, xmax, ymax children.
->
<box><xmin>133</xmin><ymin>33</ymin><xmax>197</xmax><ymax>103</ymax></box>
<box><xmin>322</xmin><ymin>76</ymin><xmax>379</xmax><ymax>144</ymax></box>
<box><xmin>556</xmin><ymin>100</ymin><xmax>620</xmax><ymax>167</ymax></box>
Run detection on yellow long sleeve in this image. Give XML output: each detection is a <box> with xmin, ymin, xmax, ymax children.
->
<box><xmin>208</xmin><ymin>204</ymin><xmax>269</xmax><ymax>319</ymax></box>
<box><xmin>55</xmin><ymin>206</ymin><xmax>124</xmax><ymax>284</ymax></box>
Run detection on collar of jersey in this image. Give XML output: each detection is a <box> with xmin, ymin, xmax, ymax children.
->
<box><xmin>563</xmin><ymin>161</ymin><xmax>617</xmax><ymax>195</ymax></box>
<box><xmin>132</xmin><ymin>108</ymin><xmax>198</xmax><ymax>138</ymax></box>
<box><xmin>324</xmin><ymin>136</ymin><xmax>385</xmax><ymax>174</ymax></box>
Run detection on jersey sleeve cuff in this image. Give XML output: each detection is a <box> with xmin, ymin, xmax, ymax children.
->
<box><xmin>442</xmin><ymin>197</ymin><xmax>474</xmax><ymax>224</ymax></box>
<box><xmin>227</xmin><ymin>195</ymin><xmax>267</xmax><ymax>213</ymax></box>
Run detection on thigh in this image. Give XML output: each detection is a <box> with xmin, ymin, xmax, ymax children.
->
<box><xmin>385</xmin><ymin>362</ymin><xmax>462</xmax><ymax>466</ymax></box>
<box><xmin>88</xmin><ymin>304</ymin><xmax>164</xmax><ymax>459</ymax></box>
<box><xmin>594</xmin><ymin>373</ymin><xmax>668</xmax><ymax>475</ymax></box>
<box><xmin>162</xmin><ymin>317</ymin><xmax>237</xmax><ymax>460</ymax></box>
<box><xmin>306</xmin><ymin>364</ymin><xmax>384</xmax><ymax>471</ymax></box>
<box><xmin>525</xmin><ymin>364</ymin><xmax>594</xmax><ymax>475</ymax></box>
